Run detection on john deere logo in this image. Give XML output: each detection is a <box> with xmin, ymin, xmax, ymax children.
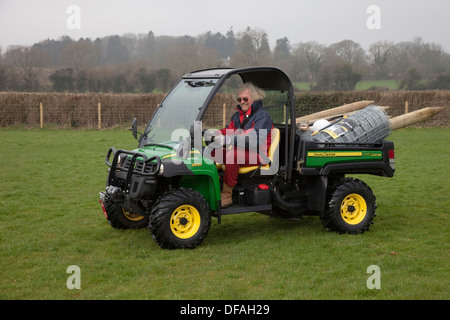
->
<box><xmin>308</xmin><ymin>152</ymin><xmax>363</xmax><ymax>158</ymax></box>
<box><xmin>363</xmin><ymin>152</ymin><xmax>382</xmax><ymax>158</ymax></box>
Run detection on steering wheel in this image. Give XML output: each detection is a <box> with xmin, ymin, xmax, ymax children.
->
<box><xmin>203</xmin><ymin>129</ymin><xmax>231</xmax><ymax>147</ymax></box>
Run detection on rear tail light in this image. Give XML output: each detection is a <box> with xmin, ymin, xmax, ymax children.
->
<box><xmin>388</xmin><ymin>149</ymin><xmax>395</xmax><ymax>170</ymax></box>
<box><xmin>99</xmin><ymin>197</ymin><xmax>108</xmax><ymax>219</ymax></box>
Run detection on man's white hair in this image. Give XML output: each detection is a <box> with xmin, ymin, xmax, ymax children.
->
<box><xmin>236</xmin><ymin>82</ymin><xmax>266</xmax><ymax>101</ymax></box>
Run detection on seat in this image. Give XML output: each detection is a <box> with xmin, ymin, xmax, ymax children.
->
<box><xmin>220</xmin><ymin>127</ymin><xmax>280</xmax><ymax>175</ymax></box>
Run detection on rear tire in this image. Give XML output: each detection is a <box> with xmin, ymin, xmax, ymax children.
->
<box><xmin>320</xmin><ymin>178</ymin><xmax>376</xmax><ymax>234</ymax></box>
<box><xmin>149</xmin><ymin>188</ymin><xmax>211</xmax><ymax>249</ymax></box>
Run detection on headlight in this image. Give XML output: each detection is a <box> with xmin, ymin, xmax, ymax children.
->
<box><xmin>159</xmin><ymin>163</ymin><xmax>164</xmax><ymax>175</ymax></box>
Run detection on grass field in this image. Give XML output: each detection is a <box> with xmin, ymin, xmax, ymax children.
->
<box><xmin>0</xmin><ymin>127</ymin><xmax>449</xmax><ymax>300</ymax></box>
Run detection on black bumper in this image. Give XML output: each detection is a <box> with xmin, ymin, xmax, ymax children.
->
<box><xmin>105</xmin><ymin>147</ymin><xmax>161</xmax><ymax>200</ymax></box>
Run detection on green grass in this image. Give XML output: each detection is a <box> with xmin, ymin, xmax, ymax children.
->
<box><xmin>355</xmin><ymin>79</ymin><xmax>399</xmax><ymax>90</ymax></box>
<box><xmin>294</xmin><ymin>82</ymin><xmax>314</xmax><ymax>91</ymax></box>
<box><xmin>0</xmin><ymin>127</ymin><xmax>449</xmax><ymax>300</ymax></box>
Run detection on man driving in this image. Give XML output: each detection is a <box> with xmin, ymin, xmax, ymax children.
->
<box><xmin>215</xmin><ymin>83</ymin><xmax>273</xmax><ymax>207</ymax></box>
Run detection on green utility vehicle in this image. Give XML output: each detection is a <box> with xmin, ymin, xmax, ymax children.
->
<box><xmin>99</xmin><ymin>67</ymin><xmax>395</xmax><ymax>249</ymax></box>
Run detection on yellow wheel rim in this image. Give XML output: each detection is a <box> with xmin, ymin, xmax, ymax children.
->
<box><xmin>170</xmin><ymin>205</ymin><xmax>201</xmax><ymax>239</ymax></box>
<box><xmin>340</xmin><ymin>194</ymin><xmax>367</xmax><ymax>225</ymax></box>
<box><xmin>122</xmin><ymin>208</ymin><xmax>145</xmax><ymax>222</ymax></box>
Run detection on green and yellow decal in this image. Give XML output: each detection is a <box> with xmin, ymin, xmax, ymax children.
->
<box><xmin>306</xmin><ymin>150</ymin><xmax>382</xmax><ymax>168</ymax></box>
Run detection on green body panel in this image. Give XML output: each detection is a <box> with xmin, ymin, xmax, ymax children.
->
<box><xmin>133</xmin><ymin>145</ymin><xmax>221</xmax><ymax>211</ymax></box>
<box><xmin>305</xmin><ymin>150</ymin><xmax>383</xmax><ymax>168</ymax></box>
<box><xmin>179</xmin><ymin>175</ymin><xmax>219</xmax><ymax>211</ymax></box>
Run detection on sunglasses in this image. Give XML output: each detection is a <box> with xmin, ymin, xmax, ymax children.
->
<box><xmin>237</xmin><ymin>97</ymin><xmax>249</xmax><ymax>103</ymax></box>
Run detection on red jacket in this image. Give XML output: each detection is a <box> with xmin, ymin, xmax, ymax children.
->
<box><xmin>220</xmin><ymin>100</ymin><xmax>273</xmax><ymax>155</ymax></box>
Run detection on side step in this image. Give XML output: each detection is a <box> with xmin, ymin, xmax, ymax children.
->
<box><xmin>216</xmin><ymin>204</ymin><xmax>272</xmax><ymax>224</ymax></box>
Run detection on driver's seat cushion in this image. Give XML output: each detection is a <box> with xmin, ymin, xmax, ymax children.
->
<box><xmin>219</xmin><ymin>128</ymin><xmax>280</xmax><ymax>174</ymax></box>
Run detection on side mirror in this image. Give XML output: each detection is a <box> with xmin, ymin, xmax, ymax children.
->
<box><xmin>130</xmin><ymin>118</ymin><xmax>140</xmax><ymax>140</ymax></box>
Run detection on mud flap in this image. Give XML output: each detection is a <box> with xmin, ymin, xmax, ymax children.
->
<box><xmin>307</xmin><ymin>176</ymin><xmax>328</xmax><ymax>212</ymax></box>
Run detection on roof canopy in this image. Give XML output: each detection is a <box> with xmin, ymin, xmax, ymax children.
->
<box><xmin>184</xmin><ymin>67</ymin><xmax>293</xmax><ymax>92</ymax></box>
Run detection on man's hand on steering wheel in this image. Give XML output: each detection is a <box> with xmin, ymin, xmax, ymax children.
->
<box><xmin>204</xmin><ymin>129</ymin><xmax>231</xmax><ymax>148</ymax></box>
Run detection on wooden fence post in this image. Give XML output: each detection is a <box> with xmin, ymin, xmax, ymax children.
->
<box><xmin>40</xmin><ymin>102</ymin><xmax>43</xmax><ymax>129</ymax></box>
<box><xmin>405</xmin><ymin>101</ymin><xmax>409</xmax><ymax>114</ymax></box>
<box><xmin>98</xmin><ymin>102</ymin><xmax>101</xmax><ymax>129</ymax></box>
<box><xmin>222</xmin><ymin>103</ymin><xmax>227</xmax><ymax>128</ymax></box>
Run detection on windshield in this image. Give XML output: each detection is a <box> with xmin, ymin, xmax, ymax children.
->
<box><xmin>141</xmin><ymin>79</ymin><xmax>218</xmax><ymax>146</ymax></box>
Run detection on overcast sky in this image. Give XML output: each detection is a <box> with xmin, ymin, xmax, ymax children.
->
<box><xmin>1</xmin><ymin>0</ymin><xmax>449</xmax><ymax>51</ymax></box>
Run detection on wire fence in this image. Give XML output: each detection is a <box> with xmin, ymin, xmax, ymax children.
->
<box><xmin>0</xmin><ymin>91</ymin><xmax>448</xmax><ymax>128</ymax></box>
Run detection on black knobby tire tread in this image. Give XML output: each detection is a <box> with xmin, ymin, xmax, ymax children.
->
<box><xmin>321</xmin><ymin>177</ymin><xmax>376</xmax><ymax>234</ymax></box>
<box><xmin>103</xmin><ymin>199</ymin><xmax>149</xmax><ymax>230</ymax></box>
<box><xmin>149</xmin><ymin>188</ymin><xmax>211</xmax><ymax>249</ymax></box>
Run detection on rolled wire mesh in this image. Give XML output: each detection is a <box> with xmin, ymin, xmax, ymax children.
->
<box><xmin>303</xmin><ymin>105</ymin><xmax>391</xmax><ymax>144</ymax></box>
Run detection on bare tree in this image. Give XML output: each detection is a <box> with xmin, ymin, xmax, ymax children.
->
<box><xmin>5</xmin><ymin>46</ymin><xmax>49</xmax><ymax>91</ymax></box>
<box><xmin>389</xmin><ymin>38</ymin><xmax>448</xmax><ymax>79</ymax></box>
<box><xmin>0</xmin><ymin>47</ymin><xmax>9</xmax><ymax>90</ymax></box>
<box><xmin>368</xmin><ymin>41</ymin><xmax>394</xmax><ymax>79</ymax></box>
<box><xmin>292</xmin><ymin>41</ymin><xmax>326</xmax><ymax>84</ymax></box>
<box><xmin>328</xmin><ymin>40</ymin><xmax>367</xmax><ymax>67</ymax></box>
<box><xmin>165</xmin><ymin>42</ymin><xmax>221</xmax><ymax>77</ymax></box>
<box><xmin>62</xmin><ymin>39</ymin><xmax>100</xmax><ymax>73</ymax></box>
<box><xmin>418</xmin><ymin>42</ymin><xmax>446</xmax><ymax>76</ymax></box>
<box><xmin>231</xmin><ymin>27</ymin><xmax>271</xmax><ymax>67</ymax></box>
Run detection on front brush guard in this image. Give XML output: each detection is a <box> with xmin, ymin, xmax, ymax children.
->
<box><xmin>105</xmin><ymin>147</ymin><xmax>161</xmax><ymax>191</ymax></box>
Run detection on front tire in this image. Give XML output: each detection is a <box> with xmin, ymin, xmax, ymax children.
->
<box><xmin>103</xmin><ymin>200</ymin><xmax>149</xmax><ymax>229</ymax></box>
<box><xmin>320</xmin><ymin>178</ymin><xmax>376</xmax><ymax>234</ymax></box>
<box><xmin>149</xmin><ymin>188</ymin><xmax>211</xmax><ymax>249</ymax></box>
